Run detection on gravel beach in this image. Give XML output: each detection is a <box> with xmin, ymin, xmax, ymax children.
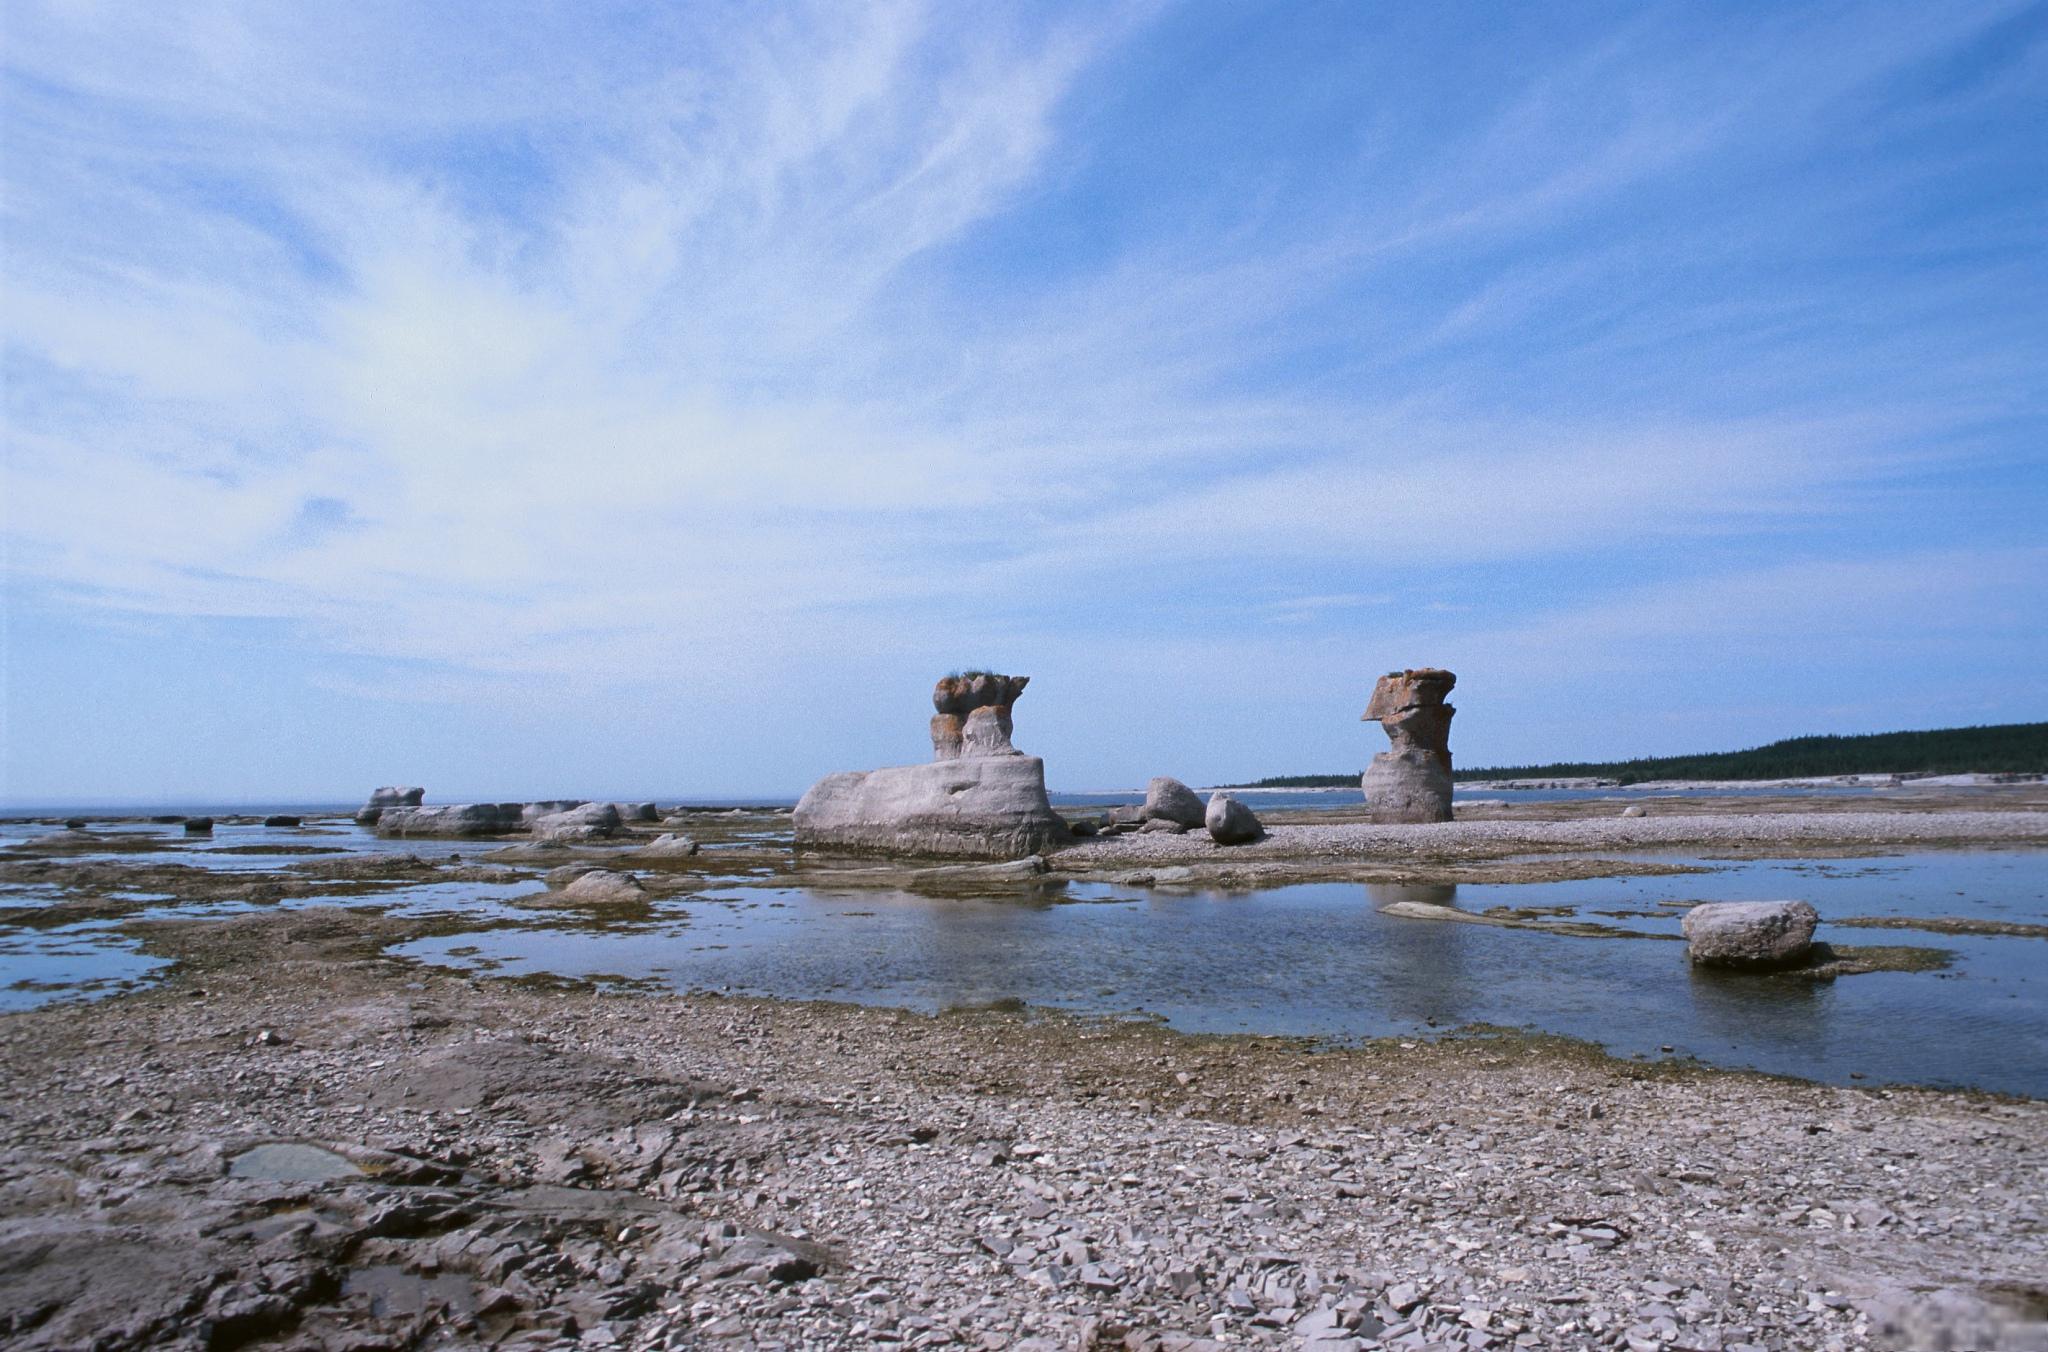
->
<box><xmin>1</xmin><ymin>796</ymin><xmax>2044</xmax><ymax>1350</ymax></box>
<box><xmin>1062</xmin><ymin>810</ymin><xmax>2048</xmax><ymax>867</ymax></box>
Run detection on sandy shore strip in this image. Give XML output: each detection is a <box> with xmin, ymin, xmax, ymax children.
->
<box><xmin>1</xmin><ymin>903</ymin><xmax>2044</xmax><ymax>1351</ymax></box>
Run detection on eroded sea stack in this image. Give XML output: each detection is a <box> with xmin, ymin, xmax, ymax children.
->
<box><xmin>794</xmin><ymin>673</ymin><xmax>1070</xmax><ymax>859</ymax></box>
<box><xmin>1361</xmin><ymin>668</ymin><xmax>1456</xmax><ymax>824</ymax></box>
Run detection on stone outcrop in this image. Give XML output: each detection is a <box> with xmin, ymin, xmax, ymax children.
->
<box><xmin>796</xmin><ymin>673</ymin><xmax>1070</xmax><ymax>859</ymax></box>
<box><xmin>375</xmin><ymin>804</ymin><xmax>523</xmax><ymax>838</ymax></box>
<box><xmin>183</xmin><ymin>818</ymin><xmax>214</xmax><ymax>835</ymax></box>
<box><xmin>1682</xmin><ymin>900</ymin><xmax>1819</xmax><ymax>968</ymax></box>
<box><xmin>1361</xmin><ymin>668</ymin><xmax>1456</xmax><ymax>824</ymax></box>
<box><xmin>370</xmin><ymin>798</ymin><xmax>630</xmax><ymax>841</ymax></box>
<box><xmin>930</xmin><ymin>673</ymin><xmax>1031</xmax><ymax>761</ymax></box>
<box><xmin>530</xmin><ymin>802</ymin><xmax>622</xmax><ymax>843</ymax></box>
<box><xmin>1205</xmin><ymin>792</ymin><xmax>1263</xmax><ymax>845</ymax></box>
<box><xmin>1142</xmin><ymin>777</ymin><xmax>1206</xmax><ymax>828</ymax></box>
<box><xmin>355</xmin><ymin>786</ymin><xmax>425</xmax><ymax>826</ymax></box>
<box><xmin>795</xmin><ymin>758</ymin><xmax>1069</xmax><ymax>859</ymax></box>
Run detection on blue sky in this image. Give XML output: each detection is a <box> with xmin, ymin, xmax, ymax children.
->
<box><xmin>2</xmin><ymin>1</ymin><xmax>2044</xmax><ymax>804</ymax></box>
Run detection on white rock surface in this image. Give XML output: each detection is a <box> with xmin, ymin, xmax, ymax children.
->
<box><xmin>530</xmin><ymin>802</ymin><xmax>622</xmax><ymax>842</ymax></box>
<box><xmin>1683</xmin><ymin>899</ymin><xmax>1820</xmax><ymax>967</ymax></box>
<box><xmin>793</xmin><ymin>757</ymin><xmax>1071</xmax><ymax>859</ymax></box>
<box><xmin>374</xmin><ymin>803</ymin><xmax>521</xmax><ymax>837</ymax></box>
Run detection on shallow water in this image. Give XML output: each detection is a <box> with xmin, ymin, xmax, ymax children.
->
<box><xmin>3</xmin><ymin>815</ymin><xmax>2043</xmax><ymax>1093</ymax></box>
<box><xmin>390</xmin><ymin>851</ymin><xmax>2048</xmax><ymax>1095</ymax></box>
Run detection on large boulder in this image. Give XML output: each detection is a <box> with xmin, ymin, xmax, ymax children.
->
<box><xmin>355</xmin><ymin>786</ymin><xmax>425</xmax><ymax>826</ymax></box>
<box><xmin>794</xmin><ymin>757</ymin><xmax>1071</xmax><ymax>860</ymax></box>
<box><xmin>612</xmin><ymin>802</ymin><xmax>659</xmax><ymax>823</ymax></box>
<box><xmin>1682</xmin><ymin>900</ymin><xmax>1819</xmax><ymax>968</ymax></box>
<box><xmin>374</xmin><ymin>803</ymin><xmax>522</xmax><ymax>838</ymax></box>
<box><xmin>1205</xmin><ymin>792</ymin><xmax>1263</xmax><ymax>845</ymax></box>
<box><xmin>530</xmin><ymin>802</ymin><xmax>622</xmax><ymax>842</ymax></box>
<box><xmin>1361</xmin><ymin>667</ymin><xmax>1456</xmax><ymax>824</ymax></box>
<box><xmin>1142</xmin><ymin>776</ymin><xmax>1206</xmax><ymax>828</ymax></box>
<box><xmin>519</xmin><ymin>800</ymin><xmax>588</xmax><ymax>825</ymax></box>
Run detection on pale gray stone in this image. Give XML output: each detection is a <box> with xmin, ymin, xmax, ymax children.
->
<box><xmin>1143</xmin><ymin>777</ymin><xmax>1206</xmax><ymax>828</ymax></box>
<box><xmin>793</xmin><ymin>757</ymin><xmax>1071</xmax><ymax>859</ymax></box>
<box><xmin>1205</xmin><ymin>792</ymin><xmax>1263</xmax><ymax>845</ymax></box>
<box><xmin>374</xmin><ymin>803</ymin><xmax>522</xmax><ymax>837</ymax></box>
<box><xmin>1682</xmin><ymin>900</ymin><xmax>1819</xmax><ymax>967</ymax></box>
<box><xmin>530</xmin><ymin>802</ymin><xmax>622</xmax><ymax>842</ymax></box>
<box><xmin>561</xmin><ymin>870</ymin><xmax>646</xmax><ymax>904</ymax></box>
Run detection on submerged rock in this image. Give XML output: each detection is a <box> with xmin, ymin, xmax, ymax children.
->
<box><xmin>1205</xmin><ymin>792</ymin><xmax>1263</xmax><ymax>845</ymax></box>
<box><xmin>1682</xmin><ymin>900</ymin><xmax>1819</xmax><ymax>968</ymax></box>
<box><xmin>1361</xmin><ymin>668</ymin><xmax>1456</xmax><ymax>824</ymax></box>
<box><xmin>1142</xmin><ymin>776</ymin><xmax>1206</xmax><ymax>828</ymax></box>
<box><xmin>560</xmin><ymin>870</ymin><xmax>647</xmax><ymax>904</ymax></box>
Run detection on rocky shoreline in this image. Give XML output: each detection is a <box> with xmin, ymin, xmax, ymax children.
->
<box><xmin>3</xmin><ymin>906</ymin><xmax>2045</xmax><ymax>1352</ymax></box>
<box><xmin>1</xmin><ymin>795</ymin><xmax>2045</xmax><ymax>1349</ymax></box>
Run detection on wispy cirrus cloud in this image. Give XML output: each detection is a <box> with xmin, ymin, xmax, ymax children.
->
<box><xmin>2</xmin><ymin>1</ymin><xmax>2043</xmax><ymax>795</ymax></box>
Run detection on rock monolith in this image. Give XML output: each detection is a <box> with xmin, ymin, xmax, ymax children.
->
<box><xmin>1361</xmin><ymin>668</ymin><xmax>1456</xmax><ymax>824</ymax></box>
<box><xmin>796</xmin><ymin>673</ymin><xmax>1069</xmax><ymax>859</ymax></box>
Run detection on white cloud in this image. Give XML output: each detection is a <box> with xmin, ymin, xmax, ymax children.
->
<box><xmin>2</xmin><ymin>0</ymin><xmax>2037</xmax><ymax>709</ymax></box>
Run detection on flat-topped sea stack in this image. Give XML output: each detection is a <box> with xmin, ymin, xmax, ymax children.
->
<box><xmin>1361</xmin><ymin>667</ymin><xmax>1456</xmax><ymax>823</ymax></box>
<box><xmin>795</xmin><ymin>672</ymin><xmax>1070</xmax><ymax>859</ymax></box>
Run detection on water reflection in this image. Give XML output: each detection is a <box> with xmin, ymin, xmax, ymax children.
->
<box><xmin>1366</xmin><ymin>882</ymin><xmax>1473</xmax><ymax>1027</ymax></box>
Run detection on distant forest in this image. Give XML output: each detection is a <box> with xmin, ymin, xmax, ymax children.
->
<box><xmin>1247</xmin><ymin>722</ymin><xmax>2048</xmax><ymax>788</ymax></box>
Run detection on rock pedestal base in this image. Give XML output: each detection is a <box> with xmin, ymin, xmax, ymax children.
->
<box><xmin>793</xmin><ymin>756</ymin><xmax>1071</xmax><ymax>860</ymax></box>
<box><xmin>1362</xmin><ymin>750</ymin><xmax>1453</xmax><ymax>824</ymax></box>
